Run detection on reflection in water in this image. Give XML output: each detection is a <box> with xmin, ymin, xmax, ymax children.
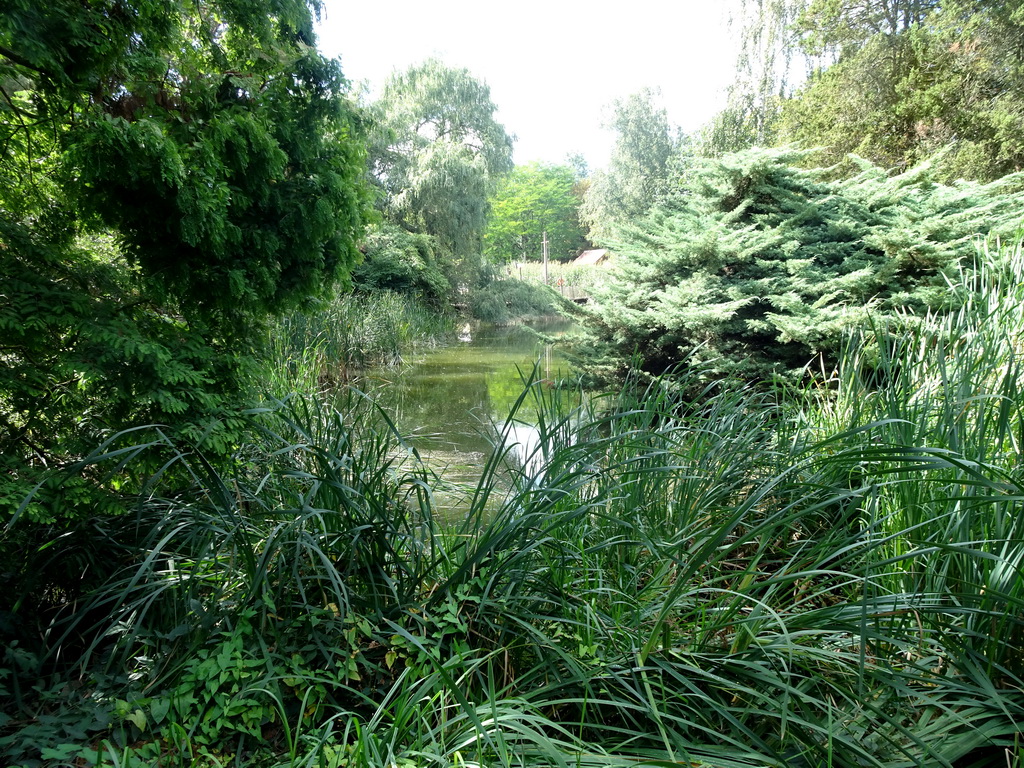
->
<box><xmin>502</xmin><ymin>421</ymin><xmax>543</xmax><ymax>480</ymax></box>
<box><xmin>364</xmin><ymin>319</ymin><xmax>574</xmax><ymax>483</ymax></box>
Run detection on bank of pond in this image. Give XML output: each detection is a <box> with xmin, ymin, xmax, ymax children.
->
<box><xmin>3</xmin><ymin>297</ymin><xmax>1024</xmax><ymax>768</ymax></box>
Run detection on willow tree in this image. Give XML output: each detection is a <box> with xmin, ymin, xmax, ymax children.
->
<box><xmin>367</xmin><ymin>59</ymin><xmax>514</xmax><ymax>288</ymax></box>
<box><xmin>1</xmin><ymin>0</ymin><xmax>370</xmax><ymax>516</ymax></box>
<box><xmin>701</xmin><ymin>0</ymin><xmax>809</xmax><ymax>155</ymax></box>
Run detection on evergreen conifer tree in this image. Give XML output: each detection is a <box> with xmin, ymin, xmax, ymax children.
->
<box><xmin>579</xmin><ymin>148</ymin><xmax>1024</xmax><ymax>383</ymax></box>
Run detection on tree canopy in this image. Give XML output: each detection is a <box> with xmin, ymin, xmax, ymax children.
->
<box><xmin>2</xmin><ymin>0</ymin><xmax>368</xmax><ymax>324</ymax></box>
<box><xmin>780</xmin><ymin>1</ymin><xmax>1024</xmax><ymax>180</ymax></box>
<box><xmin>715</xmin><ymin>0</ymin><xmax>1024</xmax><ymax>181</ymax></box>
<box><xmin>1</xmin><ymin>0</ymin><xmax>370</xmax><ymax>514</ymax></box>
<box><xmin>366</xmin><ymin>59</ymin><xmax>514</xmax><ymax>286</ymax></box>
<box><xmin>699</xmin><ymin>0</ymin><xmax>807</xmax><ymax>157</ymax></box>
<box><xmin>484</xmin><ymin>162</ymin><xmax>589</xmax><ymax>264</ymax></box>
<box><xmin>580</xmin><ymin>89</ymin><xmax>679</xmax><ymax>240</ymax></box>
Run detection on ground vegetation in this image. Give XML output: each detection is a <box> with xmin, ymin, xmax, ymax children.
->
<box><xmin>3</xmin><ymin>243</ymin><xmax>1024</xmax><ymax>767</ymax></box>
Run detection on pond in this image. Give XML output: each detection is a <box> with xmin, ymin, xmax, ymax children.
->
<box><xmin>362</xmin><ymin>318</ymin><xmax>576</xmax><ymax>486</ymax></box>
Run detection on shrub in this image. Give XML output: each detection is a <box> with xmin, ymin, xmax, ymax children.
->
<box><xmin>578</xmin><ymin>147</ymin><xmax>1024</xmax><ymax>384</ymax></box>
<box><xmin>264</xmin><ymin>291</ymin><xmax>454</xmax><ymax>394</ymax></box>
<box><xmin>353</xmin><ymin>224</ymin><xmax>452</xmax><ymax>309</ymax></box>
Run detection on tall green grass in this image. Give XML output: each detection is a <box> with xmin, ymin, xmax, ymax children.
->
<box><xmin>264</xmin><ymin>290</ymin><xmax>455</xmax><ymax>395</ymax></box>
<box><xmin>5</xmin><ymin>243</ymin><xmax>1024</xmax><ymax>767</ymax></box>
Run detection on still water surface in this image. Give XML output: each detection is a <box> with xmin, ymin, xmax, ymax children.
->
<box><xmin>363</xmin><ymin>319</ymin><xmax>575</xmax><ymax>481</ymax></box>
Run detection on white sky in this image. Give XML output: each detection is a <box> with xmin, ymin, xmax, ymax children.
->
<box><xmin>315</xmin><ymin>0</ymin><xmax>742</xmax><ymax>170</ymax></box>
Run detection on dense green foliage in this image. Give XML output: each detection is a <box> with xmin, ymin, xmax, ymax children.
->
<box><xmin>468</xmin><ymin>278</ymin><xmax>563</xmax><ymax>324</ymax></box>
<box><xmin>5</xmin><ymin>243</ymin><xmax>1024</xmax><ymax>766</ymax></box>
<box><xmin>782</xmin><ymin>1</ymin><xmax>1024</xmax><ymax>180</ymax></box>
<box><xmin>577</xmin><ymin>147</ymin><xmax>1024</xmax><ymax>383</ymax></box>
<box><xmin>366</xmin><ymin>59</ymin><xmax>514</xmax><ymax>290</ymax></box>
<box><xmin>718</xmin><ymin>0</ymin><xmax>1024</xmax><ymax>181</ymax></box>
<box><xmin>484</xmin><ymin>162</ymin><xmax>590</xmax><ymax>264</ymax></box>
<box><xmin>353</xmin><ymin>223</ymin><xmax>452</xmax><ymax>309</ymax></box>
<box><xmin>0</xmin><ymin>0</ymin><xmax>370</xmax><ymax>514</ymax></box>
<box><xmin>266</xmin><ymin>289</ymin><xmax>455</xmax><ymax>389</ymax></box>
<box><xmin>3</xmin><ymin>0</ymin><xmax>367</xmax><ymax>323</ymax></box>
<box><xmin>10</xmin><ymin>2</ymin><xmax>1024</xmax><ymax>765</ymax></box>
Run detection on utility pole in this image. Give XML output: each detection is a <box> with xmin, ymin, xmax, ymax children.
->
<box><xmin>542</xmin><ymin>230</ymin><xmax>549</xmax><ymax>284</ymax></box>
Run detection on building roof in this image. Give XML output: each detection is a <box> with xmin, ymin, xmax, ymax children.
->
<box><xmin>573</xmin><ymin>248</ymin><xmax>609</xmax><ymax>266</ymax></box>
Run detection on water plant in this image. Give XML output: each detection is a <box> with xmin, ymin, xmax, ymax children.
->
<box><xmin>4</xmin><ymin>243</ymin><xmax>1024</xmax><ymax>767</ymax></box>
<box><xmin>264</xmin><ymin>290</ymin><xmax>455</xmax><ymax>395</ymax></box>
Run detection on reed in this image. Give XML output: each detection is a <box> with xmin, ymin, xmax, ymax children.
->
<box><xmin>6</xmin><ymin>243</ymin><xmax>1024</xmax><ymax>767</ymax></box>
<box><xmin>263</xmin><ymin>290</ymin><xmax>455</xmax><ymax>396</ymax></box>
